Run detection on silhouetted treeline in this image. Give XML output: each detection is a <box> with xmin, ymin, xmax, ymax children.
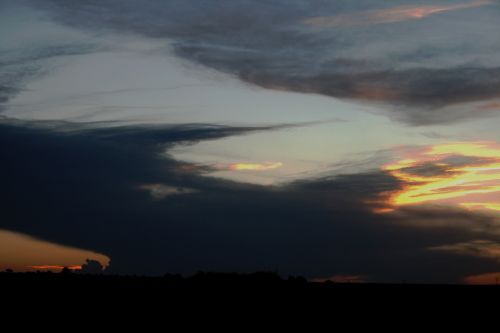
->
<box><xmin>0</xmin><ymin>270</ymin><xmax>308</xmax><ymax>291</ymax></box>
<box><xmin>2</xmin><ymin>269</ymin><xmax>500</xmax><ymax>296</ymax></box>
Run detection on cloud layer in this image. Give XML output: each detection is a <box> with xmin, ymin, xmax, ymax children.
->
<box><xmin>19</xmin><ymin>0</ymin><xmax>500</xmax><ymax>125</ymax></box>
<box><xmin>304</xmin><ymin>0</ymin><xmax>493</xmax><ymax>27</ymax></box>
<box><xmin>2</xmin><ymin>121</ymin><xmax>500</xmax><ymax>282</ymax></box>
<box><xmin>2</xmin><ymin>1</ymin><xmax>500</xmax><ymax>283</ymax></box>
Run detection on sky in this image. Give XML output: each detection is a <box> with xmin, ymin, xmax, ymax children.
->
<box><xmin>2</xmin><ymin>0</ymin><xmax>500</xmax><ymax>284</ymax></box>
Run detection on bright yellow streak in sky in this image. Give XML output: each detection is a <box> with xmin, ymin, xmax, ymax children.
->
<box><xmin>227</xmin><ymin>162</ymin><xmax>283</xmax><ymax>171</ymax></box>
<box><xmin>461</xmin><ymin>203</ymin><xmax>500</xmax><ymax>211</ymax></box>
<box><xmin>382</xmin><ymin>142</ymin><xmax>500</xmax><ymax>212</ymax></box>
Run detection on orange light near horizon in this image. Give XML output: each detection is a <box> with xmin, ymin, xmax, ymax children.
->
<box><xmin>227</xmin><ymin>162</ymin><xmax>283</xmax><ymax>171</ymax></box>
<box><xmin>28</xmin><ymin>265</ymin><xmax>82</xmax><ymax>271</ymax></box>
<box><xmin>464</xmin><ymin>272</ymin><xmax>500</xmax><ymax>285</ymax></box>
<box><xmin>379</xmin><ymin>142</ymin><xmax>500</xmax><ymax>213</ymax></box>
<box><xmin>0</xmin><ymin>229</ymin><xmax>110</xmax><ymax>273</ymax></box>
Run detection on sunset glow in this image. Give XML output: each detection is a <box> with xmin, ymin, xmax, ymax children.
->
<box><xmin>3</xmin><ymin>0</ymin><xmax>500</xmax><ymax>285</ymax></box>
<box><xmin>0</xmin><ymin>229</ymin><xmax>109</xmax><ymax>273</ymax></box>
<box><xmin>464</xmin><ymin>272</ymin><xmax>500</xmax><ymax>285</ymax></box>
<box><xmin>399</xmin><ymin>0</ymin><xmax>492</xmax><ymax>19</ymax></box>
<box><xmin>461</xmin><ymin>202</ymin><xmax>500</xmax><ymax>211</ymax></box>
<box><xmin>28</xmin><ymin>265</ymin><xmax>82</xmax><ymax>271</ymax></box>
<box><xmin>382</xmin><ymin>142</ymin><xmax>500</xmax><ymax>212</ymax></box>
<box><xmin>227</xmin><ymin>162</ymin><xmax>283</xmax><ymax>171</ymax></box>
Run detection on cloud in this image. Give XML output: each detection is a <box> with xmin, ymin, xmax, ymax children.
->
<box><xmin>16</xmin><ymin>0</ymin><xmax>500</xmax><ymax>125</ymax></box>
<box><xmin>2</xmin><ymin>1</ymin><xmax>500</xmax><ymax>282</ymax></box>
<box><xmin>304</xmin><ymin>1</ymin><xmax>493</xmax><ymax>27</ymax></box>
<box><xmin>0</xmin><ymin>2</ymin><xmax>96</xmax><ymax>115</ymax></box>
<box><xmin>430</xmin><ymin>240</ymin><xmax>500</xmax><ymax>260</ymax></box>
<box><xmin>478</xmin><ymin>101</ymin><xmax>500</xmax><ymax>111</ymax></box>
<box><xmin>380</xmin><ymin>142</ymin><xmax>500</xmax><ymax>212</ymax></box>
<box><xmin>221</xmin><ymin>162</ymin><xmax>283</xmax><ymax>172</ymax></box>
<box><xmin>138</xmin><ymin>184</ymin><xmax>198</xmax><ymax>200</ymax></box>
<box><xmin>3</xmin><ymin>121</ymin><xmax>500</xmax><ymax>282</ymax></box>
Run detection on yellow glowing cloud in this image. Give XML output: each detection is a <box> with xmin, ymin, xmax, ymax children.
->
<box><xmin>304</xmin><ymin>0</ymin><xmax>492</xmax><ymax>27</ymax></box>
<box><xmin>381</xmin><ymin>142</ymin><xmax>500</xmax><ymax>213</ymax></box>
<box><xmin>226</xmin><ymin>162</ymin><xmax>283</xmax><ymax>171</ymax></box>
<box><xmin>461</xmin><ymin>202</ymin><xmax>500</xmax><ymax>211</ymax></box>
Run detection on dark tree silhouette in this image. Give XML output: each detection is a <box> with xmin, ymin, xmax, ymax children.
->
<box><xmin>80</xmin><ymin>259</ymin><xmax>104</xmax><ymax>274</ymax></box>
<box><xmin>60</xmin><ymin>267</ymin><xmax>72</xmax><ymax>275</ymax></box>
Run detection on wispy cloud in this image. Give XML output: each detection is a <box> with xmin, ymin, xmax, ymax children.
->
<box><xmin>138</xmin><ymin>184</ymin><xmax>198</xmax><ymax>200</ymax></box>
<box><xmin>380</xmin><ymin>142</ymin><xmax>500</xmax><ymax>212</ymax></box>
<box><xmin>223</xmin><ymin>162</ymin><xmax>283</xmax><ymax>172</ymax></box>
<box><xmin>478</xmin><ymin>102</ymin><xmax>500</xmax><ymax>110</ymax></box>
<box><xmin>304</xmin><ymin>0</ymin><xmax>493</xmax><ymax>28</ymax></box>
<box><xmin>7</xmin><ymin>0</ymin><xmax>500</xmax><ymax>125</ymax></box>
<box><xmin>430</xmin><ymin>240</ymin><xmax>500</xmax><ymax>260</ymax></box>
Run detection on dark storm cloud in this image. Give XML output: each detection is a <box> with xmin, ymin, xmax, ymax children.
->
<box><xmin>23</xmin><ymin>0</ymin><xmax>500</xmax><ymax>125</ymax></box>
<box><xmin>2</xmin><ymin>120</ymin><xmax>500</xmax><ymax>283</ymax></box>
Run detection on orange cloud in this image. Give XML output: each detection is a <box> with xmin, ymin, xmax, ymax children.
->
<box><xmin>464</xmin><ymin>272</ymin><xmax>500</xmax><ymax>285</ymax></box>
<box><xmin>304</xmin><ymin>0</ymin><xmax>492</xmax><ymax>27</ymax></box>
<box><xmin>379</xmin><ymin>142</ymin><xmax>500</xmax><ymax>213</ymax></box>
<box><xmin>225</xmin><ymin>162</ymin><xmax>283</xmax><ymax>171</ymax></box>
<box><xmin>0</xmin><ymin>229</ymin><xmax>110</xmax><ymax>273</ymax></box>
<box><xmin>479</xmin><ymin>102</ymin><xmax>500</xmax><ymax>110</ymax></box>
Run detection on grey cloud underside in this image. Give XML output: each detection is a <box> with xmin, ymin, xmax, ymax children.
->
<box><xmin>25</xmin><ymin>0</ymin><xmax>500</xmax><ymax>124</ymax></box>
<box><xmin>2</xmin><ymin>121</ymin><xmax>500</xmax><ymax>282</ymax></box>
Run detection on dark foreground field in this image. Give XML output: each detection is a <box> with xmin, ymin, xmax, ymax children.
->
<box><xmin>2</xmin><ymin>271</ymin><xmax>500</xmax><ymax>297</ymax></box>
<box><xmin>4</xmin><ymin>272</ymin><xmax>500</xmax><ymax>318</ymax></box>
